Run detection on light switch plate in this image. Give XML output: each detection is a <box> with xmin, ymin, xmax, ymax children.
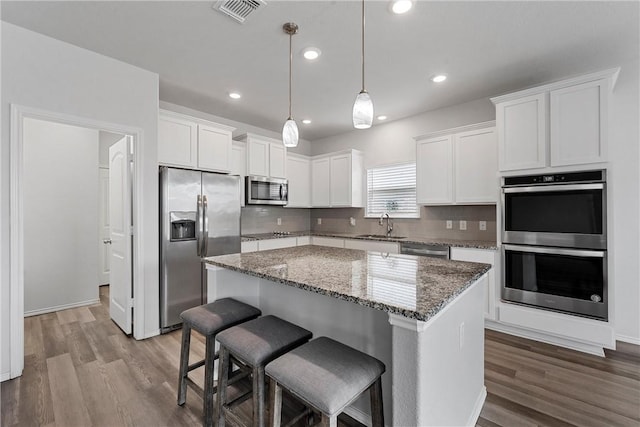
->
<box><xmin>317</xmin><ymin>218</ymin><xmax>322</xmax><ymax>225</ymax></box>
<box><xmin>479</xmin><ymin>221</ymin><xmax>487</xmax><ymax>231</ymax></box>
<box><xmin>349</xmin><ymin>217</ymin><xmax>356</xmax><ymax>226</ymax></box>
<box><xmin>277</xmin><ymin>218</ymin><xmax>282</xmax><ymax>226</ymax></box>
<box><xmin>459</xmin><ymin>220</ymin><xmax>467</xmax><ymax>231</ymax></box>
<box><xmin>446</xmin><ymin>220</ymin><xmax>453</xmax><ymax>229</ymax></box>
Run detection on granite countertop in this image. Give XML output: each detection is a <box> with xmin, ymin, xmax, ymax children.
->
<box><xmin>205</xmin><ymin>245</ymin><xmax>491</xmax><ymax>322</ymax></box>
<box><xmin>241</xmin><ymin>231</ymin><xmax>498</xmax><ymax>250</ymax></box>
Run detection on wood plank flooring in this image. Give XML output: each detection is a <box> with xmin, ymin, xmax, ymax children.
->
<box><xmin>2</xmin><ymin>286</ymin><xmax>639</xmax><ymax>426</ymax></box>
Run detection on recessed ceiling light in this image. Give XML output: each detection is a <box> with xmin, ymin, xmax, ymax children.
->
<box><xmin>377</xmin><ymin>115</ymin><xmax>388</xmax><ymax>121</ymax></box>
<box><xmin>431</xmin><ymin>74</ymin><xmax>447</xmax><ymax>83</ymax></box>
<box><xmin>302</xmin><ymin>47</ymin><xmax>321</xmax><ymax>60</ymax></box>
<box><xmin>391</xmin><ymin>0</ymin><xmax>413</xmax><ymax>14</ymax></box>
<box><xmin>302</xmin><ymin>119</ymin><xmax>312</xmax><ymax>124</ymax></box>
<box><xmin>229</xmin><ymin>92</ymin><xmax>242</xmax><ymax>99</ymax></box>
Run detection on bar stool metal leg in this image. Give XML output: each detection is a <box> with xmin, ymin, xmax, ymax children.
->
<box><xmin>369</xmin><ymin>377</ymin><xmax>384</xmax><ymax>427</ymax></box>
<box><xmin>177</xmin><ymin>322</ymin><xmax>191</xmax><ymax>406</ymax></box>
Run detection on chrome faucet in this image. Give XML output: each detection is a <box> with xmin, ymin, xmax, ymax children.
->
<box><xmin>379</xmin><ymin>212</ymin><xmax>393</xmax><ymax>237</ymax></box>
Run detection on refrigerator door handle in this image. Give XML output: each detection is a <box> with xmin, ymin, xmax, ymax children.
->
<box><xmin>196</xmin><ymin>194</ymin><xmax>203</xmax><ymax>256</ymax></box>
<box><xmin>203</xmin><ymin>195</ymin><xmax>209</xmax><ymax>256</ymax></box>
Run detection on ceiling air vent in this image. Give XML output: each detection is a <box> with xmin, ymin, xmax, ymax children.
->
<box><xmin>213</xmin><ymin>0</ymin><xmax>266</xmax><ymax>24</ymax></box>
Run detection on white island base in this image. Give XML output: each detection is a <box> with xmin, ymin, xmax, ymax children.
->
<box><xmin>206</xmin><ymin>264</ymin><xmax>487</xmax><ymax>426</ymax></box>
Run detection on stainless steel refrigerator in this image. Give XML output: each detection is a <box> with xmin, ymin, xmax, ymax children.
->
<box><xmin>160</xmin><ymin>166</ymin><xmax>241</xmax><ymax>333</ymax></box>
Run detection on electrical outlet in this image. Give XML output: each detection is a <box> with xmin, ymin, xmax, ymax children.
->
<box><xmin>277</xmin><ymin>218</ymin><xmax>282</xmax><ymax>226</ymax></box>
<box><xmin>349</xmin><ymin>217</ymin><xmax>356</xmax><ymax>226</ymax></box>
<box><xmin>479</xmin><ymin>221</ymin><xmax>487</xmax><ymax>231</ymax></box>
<box><xmin>446</xmin><ymin>220</ymin><xmax>453</xmax><ymax>229</ymax></box>
<box><xmin>317</xmin><ymin>218</ymin><xmax>322</xmax><ymax>225</ymax></box>
<box><xmin>459</xmin><ymin>322</ymin><xmax>465</xmax><ymax>349</ymax></box>
<box><xmin>459</xmin><ymin>220</ymin><xmax>467</xmax><ymax>231</ymax></box>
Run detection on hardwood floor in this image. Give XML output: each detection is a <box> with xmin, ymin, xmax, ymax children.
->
<box><xmin>2</xmin><ymin>287</ymin><xmax>639</xmax><ymax>426</ymax></box>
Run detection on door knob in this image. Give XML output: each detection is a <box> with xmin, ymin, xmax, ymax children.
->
<box><xmin>103</xmin><ymin>239</ymin><xmax>112</xmax><ymax>244</ymax></box>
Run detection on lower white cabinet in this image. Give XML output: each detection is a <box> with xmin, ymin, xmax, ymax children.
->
<box><xmin>240</xmin><ymin>241</ymin><xmax>259</xmax><ymax>253</ymax></box>
<box><xmin>310</xmin><ymin>236</ymin><xmax>345</xmax><ymax>248</ymax></box>
<box><xmin>258</xmin><ymin>237</ymin><xmax>298</xmax><ymax>251</ymax></box>
<box><xmin>450</xmin><ymin>247</ymin><xmax>498</xmax><ymax>320</ymax></box>
<box><xmin>344</xmin><ymin>239</ymin><xmax>399</xmax><ymax>253</ymax></box>
<box><xmin>296</xmin><ymin>236</ymin><xmax>311</xmax><ymax>246</ymax></box>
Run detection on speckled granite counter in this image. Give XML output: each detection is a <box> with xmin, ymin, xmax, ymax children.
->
<box><xmin>241</xmin><ymin>231</ymin><xmax>497</xmax><ymax>250</ymax></box>
<box><xmin>205</xmin><ymin>245</ymin><xmax>490</xmax><ymax>322</ymax></box>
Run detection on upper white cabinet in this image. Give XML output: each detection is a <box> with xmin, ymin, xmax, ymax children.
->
<box><xmin>286</xmin><ymin>153</ymin><xmax>311</xmax><ymax>208</ymax></box>
<box><xmin>492</xmin><ymin>68</ymin><xmax>619</xmax><ymax>172</ymax></box>
<box><xmin>158</xmin><ymin>110</ymin><xmax>235</xmax><ymax>173</ymax></box>
<box><xmin>237</xmin><ymin>133</ymin><xmax>287</xmax><ymax>179</ymax></box>
<box><xmin>311</xmin><ymin>150</ymin><xmax>364</xmax><ymax>208</ymax></box>
<box><xmin>415</xmin><ymin>122</ymin><xmax>497</xmax><ymax>205</ymax></box>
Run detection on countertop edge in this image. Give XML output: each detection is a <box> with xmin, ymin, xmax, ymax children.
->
<box><xmin>205</xmin><ymin>257</ymin><xmax>492</xmax><ymax>322</ymax></box>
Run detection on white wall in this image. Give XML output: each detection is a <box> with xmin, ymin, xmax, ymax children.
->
<box><xmin>1</xmin><ymin>22</ymin><xmax>159</xmax><ymax>379</ymax></box>
<box><xmin>310</xmin><ymin>97</ymin><xmax>495</xmax><ymax>168</ymax></box>
<box><xmin>159</xmin><ymin>100</ymin><xmax>313</xmax><ymax>156</ymax></box>
<box><xmin>608</xmin><ymin>59</ymin><xmax>640</xmax><ymax>343</ymax></box>
<box><xmin>23</xmin><ymin>118</ymin><xmax>100</xmax><ymax>314</ymax></box>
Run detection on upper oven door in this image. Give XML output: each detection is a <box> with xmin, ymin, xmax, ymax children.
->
<box><xmin>502</xmin><ymin>183</ymin><xmax>606</xmax><ymax>249</ymax></box>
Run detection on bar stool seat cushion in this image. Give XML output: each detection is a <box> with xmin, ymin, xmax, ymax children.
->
<box><xmin>216</xmin><ymin>315</ymin><xmax>312</xmax><ymax>366</ymax></box>
<box><xmin>265</xmin><ymin>337</ymin><xmax>386</xmax><ymax>415</ymax></box>
<box><xmin>179</xmin><ymin>298</ymin><xmax>262</xmax><ymax>336</ymax></box>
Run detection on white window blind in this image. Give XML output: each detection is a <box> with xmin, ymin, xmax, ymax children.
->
<box><xmin>366</xmin><ymin>163</ymin><xmax>418</xmax><ymax>218</ymax></box>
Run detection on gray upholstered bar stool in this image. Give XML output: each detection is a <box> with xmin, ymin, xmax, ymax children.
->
<box><xmin>177</xmin><ymin>298</ymin><xmax>261</xmax><ymax>427</ymax></box>
<box><xmin>215</xmin><ymin>315</ymin><xmax>313</xmax><ymax>427</ymax></box>
<box><xmin>265</xmin><ymin>337</ymin><xmax>386</xmax><ymax>427</ymax></box>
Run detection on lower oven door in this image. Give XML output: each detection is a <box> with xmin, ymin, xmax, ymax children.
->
<box><xmin>502</xmin><ymin>244</ymin><xmax>607</xmax><ymax>320</ymax></box>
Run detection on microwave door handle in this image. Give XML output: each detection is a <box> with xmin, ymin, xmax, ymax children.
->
<box><xmin>502</xmin><ymin>244</ymin><xmax>605</xmax><ymax>258</ymax></box>
<box><xmin>279</xmin><ymin>184</ymin><xmax>283</xmax><ymax>200</ymax></box>
<box><xmin>503</xmin><ymin>183</ymin><xmax>604</xmax><ymax>193</ymax></box>
<box><xmin>196</xmin><ymin>195</ymin><xmax>202</xmax><ymax>257</ymax></box>
<box><xmin>202</xmin><ymin>195</ymin><xmax>209</xmax><ymax>256</ymax></box>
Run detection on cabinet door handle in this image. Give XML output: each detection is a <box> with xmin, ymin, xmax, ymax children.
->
<box><xmin>103</xmin><ymin>239</ymin><xmax>112</xmax><ymax>244</ymax></box>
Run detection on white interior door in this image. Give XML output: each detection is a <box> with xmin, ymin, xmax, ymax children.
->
<box><xmin>108</xmin><ymin>136</ymin><xmax>133</xmax><ymax>334</ymax></box>
<box><xmin>99</xmin><ymin>167</ymin><xmax>110</xmax><ymax>285</ymax></box>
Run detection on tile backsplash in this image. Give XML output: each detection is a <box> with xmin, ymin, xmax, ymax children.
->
<box><xmin>241</xmin><ymin>206</ymin><xmax>311</xmax><ymax>235</ymax></box>
<box><xmin>310</xmin><ymin>205</ymin><xmax>497</xmax><ymax>241</ymax></box>
<box><xmin>242</xmin><ymin>204</ymin><xmax>497</xmax><ymax>242</ymax></box>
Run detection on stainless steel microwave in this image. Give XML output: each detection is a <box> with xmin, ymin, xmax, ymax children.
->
<box><xmin>246</xmin><ymin>176</ymin><xmax>288</xmax><ymax>206</ymax></box>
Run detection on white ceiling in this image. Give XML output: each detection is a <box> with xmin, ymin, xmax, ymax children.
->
<box><xmin>2</xmin><ymin>1</ymin><xmax>638</xmax><ymax>141</ymax></box>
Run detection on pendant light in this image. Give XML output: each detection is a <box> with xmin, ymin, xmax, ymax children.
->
<box><xmin>282</xmin><ymin>22</ymin><xmax>299</xmax><ymax>148</ymax></box>
<box><xmin>353</xmin><ymin>0</ymin><xmax>373</xmax><ymax>129</ymax></box>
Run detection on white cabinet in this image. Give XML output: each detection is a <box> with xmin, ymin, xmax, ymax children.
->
<box><xmin>450</xmin><ymin>247</ymin><xmax>498</xmax><ymax>320</ymax></box>
<box><xmin>158</xmin><ymin>110</ymin><xmax>234</xmax><ymax>172</ymax></box>
<box><xmin>241</xmin><ymin>241</ymin><xmax>259</xmax><ymax>253</ymax></box>
<box><xmin>238</xmin><ymin>133</ymin><xmax>287</xmax><ymax>179</ymax></box>
<box><xmin>415</xmin><ymin>123</ymin><xmax>497</xmax><ymax>205</ymax></box>
<box><xmin>311</xmin><ymin>158</ymin><xmax>330</xmax><ymax>207</ymax></box>
<box><xmin>311</xmin><ymin>150</ymin><xmax>364</xmax><ymax>208</ymax></box>
<box><xmin>492</xmin><ymin>68</ymin><xmax>618</xmax><ymax>172</ymax></box>
<box><xmin>310</xmin><ymin>236</ymin><xmax>345</xmax><ymax>248</ymax></box>
<box><xmin>344</xmin><ymin>239</ymin><xmax>399</xmax><ymax>253</ymax></box>
<box><xmin>230</xmin><ymin>141</ymin><xmax>246</xmax><ymax>207</ymax></box>
<box><xmin>258</xmin><ymin>237</ymin><xmax>298</xmax><ymax>251</ymax></box>
<box><xmin>296</xmin><ymin>236</ymin><xmax>311</xmax><ymax>246</ymax></box>
<box><xmin>286</xmin><ymin>154</ymin><xmax>311</xmax><ymax>208</ymax></box>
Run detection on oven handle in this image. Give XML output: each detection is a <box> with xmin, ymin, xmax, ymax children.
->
<box><xmin>503</xmin><ymin>183</ymin><xmax>604</xmax><ymax>193</ymax></box>
<box><xmin>503</xmin><ymin>244</ymin><xmax>605</xmax><ymax>258</ymax></box>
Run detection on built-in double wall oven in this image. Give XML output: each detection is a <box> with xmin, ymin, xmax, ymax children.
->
<box><xmin>501</xmin><ymin>170</ymin><xmax>607</xmax><ymax>320</ymax></box>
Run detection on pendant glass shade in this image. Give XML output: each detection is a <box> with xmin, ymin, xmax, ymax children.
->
<box><xmin>282</xmin><ymin>118</ymin><xmax>299</xmax><ymax>147</ymax></box>
<box><xmin>352</xmin><ymin>90</ymin><xmax>373</xmax><ymax>129</ymax></box>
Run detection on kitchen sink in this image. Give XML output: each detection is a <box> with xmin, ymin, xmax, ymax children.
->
<box><xmin>355</xmin><ymin>234</ymin><xmax>406</xmax><ymax>239</ymax></box>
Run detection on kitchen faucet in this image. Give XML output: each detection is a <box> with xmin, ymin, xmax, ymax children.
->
<box><xmin>379</xmin><ymin>212</ymin><xmax>393</xmax><ymax>237</ymax></box>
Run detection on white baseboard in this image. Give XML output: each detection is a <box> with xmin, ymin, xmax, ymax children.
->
<box><xmin>616</xmin><ymin>334</ymin><xmax>640</xmax><ymax>346</ymax></box>
<box><xmin>485</xmin><ymin>320</ymin><xmax>606</xmax><ymax>357</ymax></box>
<box><xmin>344</xmin><ymin>405</ymin><xmax>371</xmax><ymax>427</ymax></box>
<box><xmin>1</xmin><ymin>371</ymin><xmax>11</xmax><ymax>382</ymax></box>
<box><xmin>24</xmin><ymin>298</ymin><xmax>100</xmax><ymax>317</ymax></box>
<box><xmin>466</xmin><ymin>386</ymin><xmax>487</xmax><ymax>427</ymax></box>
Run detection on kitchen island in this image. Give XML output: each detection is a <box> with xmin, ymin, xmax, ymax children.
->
<box><xmin>205</xmin><ymin>245</ymin><xmax>491</xmax><ymax>426</ymax></box>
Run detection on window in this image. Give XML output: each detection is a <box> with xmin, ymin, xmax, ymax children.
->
<box><xmin>366</xmin><ymin>163</ymin><xmax>418</xmax><ymax>218</ymax></box>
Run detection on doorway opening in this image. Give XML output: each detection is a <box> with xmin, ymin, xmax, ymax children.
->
<box><xmin>9</xmin><ymin>105</ymin><xmax>143</xmax><ymax>379</ymax></box>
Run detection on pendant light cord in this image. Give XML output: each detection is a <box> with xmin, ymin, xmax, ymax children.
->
<box><xmin>361</xmin><ymin>0</ymin><xmax>366</xmax><ymax>92</ymax></box>
<box><xmin>289</xmin><ymin>31</ymin><xmax>293</xmax><ymax>119</ymax></box>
